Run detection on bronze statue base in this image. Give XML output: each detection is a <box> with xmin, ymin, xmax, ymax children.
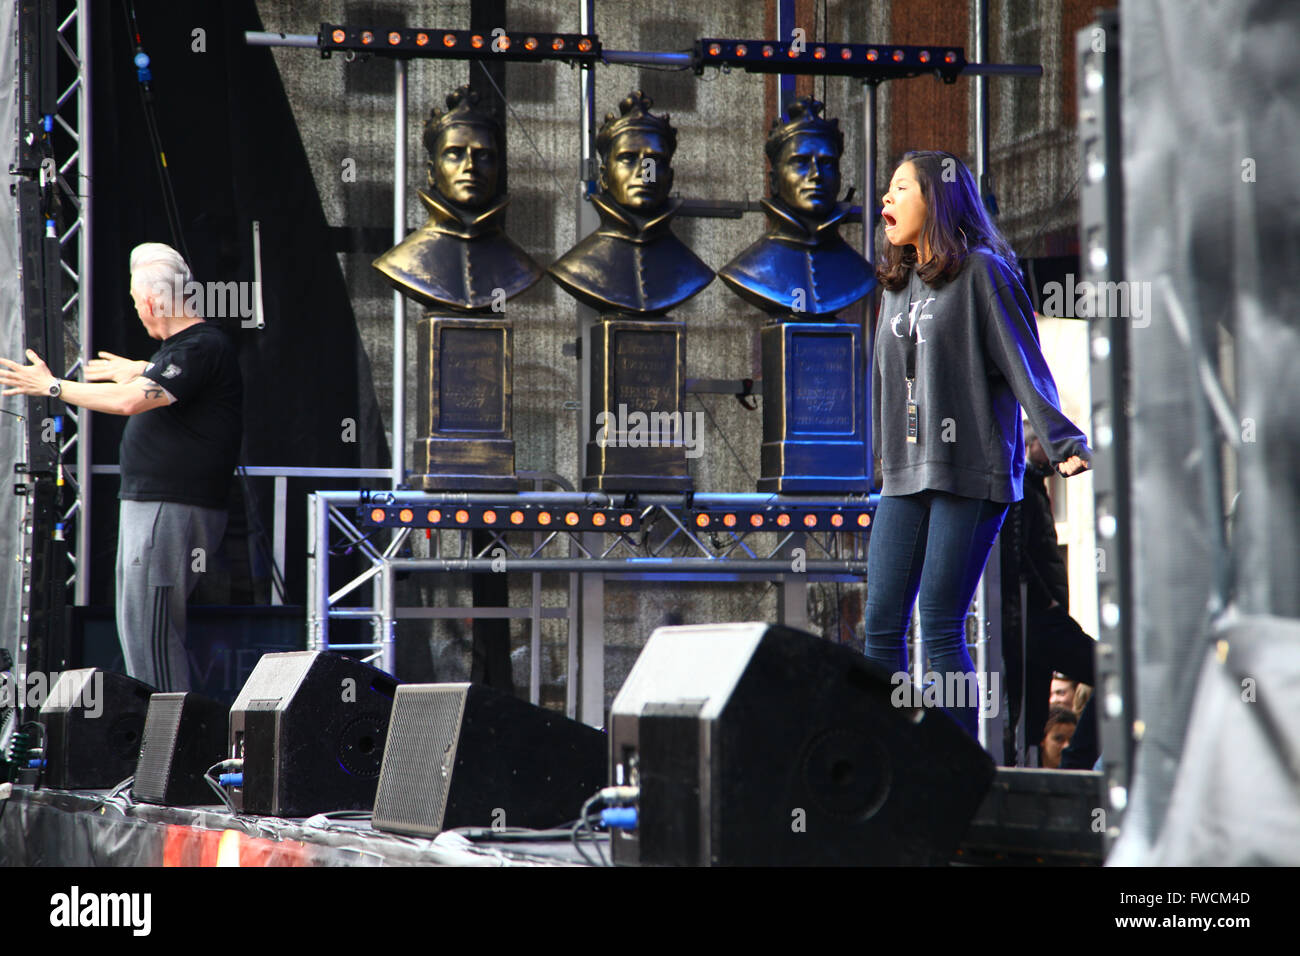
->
<box><xmin>411</xmin><ymin>314</ymin><xmax>518</xmax><ymax>492</ymax></box>
<box><xmin>758</xmin><ymin>318</ymin><xmax>870</xmax><ymax>493</ymax></box>
<box><xmin>584</xmin><ymin>315</ymin><xmax>692</xmax><ymax>493</ymax></box>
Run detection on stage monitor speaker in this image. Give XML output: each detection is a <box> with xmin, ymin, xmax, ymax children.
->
<box><xmin>134</xmin><ymin>692</ymin><xmax>229</xmax><ymax>806</ymax></box>
<box><xmin>610</xmin><ymin>623</ymin><xmax>997</xmax><ymax>866</ymax></box>
<box><xmin>37</xmin><ymin>669</ymin><xmax>156</xmax><ymax>790</ymax></box>
<box><xmin>372</xmin><ymin>683</ymin><xmax>607</xmax><ymax>837</ymax></box>
<box><xmin>228</xmin><ymin>651</ymin><xmax>399</xmax><ymax>817</ymax></box>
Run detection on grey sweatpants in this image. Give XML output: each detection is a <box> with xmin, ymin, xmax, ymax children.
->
<box><xmin>116</xmin><ymin>499</ymin><xmax>228</xmax><ymax>692</ymax></box>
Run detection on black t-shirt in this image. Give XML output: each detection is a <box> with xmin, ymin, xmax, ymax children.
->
<box><xmin>119</xmin><ymin>322</ymin><xmax>243</xmax><ymax>508</ymax></box>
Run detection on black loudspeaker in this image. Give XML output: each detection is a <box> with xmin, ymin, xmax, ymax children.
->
<box><xmin>38</xmin><ymin>669</ymin><xmax>156</xmax><ymax>790</ymax></box>
<box><xmin>609</xmin><ymin>623</ymin><xmax>998</xmax><ymax>866</ymax></box>
<box><xmin>372</xmin><ymin>683</ymin><xmax>607</xmax><ymax>837</ymax></box>
<box><xmin>134</xmin><ymin>692</ymin><xmax>229</xmax><ymax>806</ymax></box>
<box><xmin>228</xmin><ymin>651</ymin><xmax>399</xmax><ymax>817</ymax></box>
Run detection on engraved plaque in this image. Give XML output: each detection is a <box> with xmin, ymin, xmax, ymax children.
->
<box><xmin>586</xmin><ymin>316</ymin><xmax>691</xmax><ymax>492</ymax></box>
<box><xmin>789</xmin><ymin>331</ymin><xmax>855</xmax><ymax>435</ymax></box>
<box><xmin>612</xmin><ymin>329</ymin><xmax>679</xmax><ymax>442</ymax></box>
<box><xmin>439</xmin><ymin>327</ymin><xmax>505</xmax><ymax>433</ymax></box>
<box><xmin>758</xmin><ymin>320</ymin><xmax>869</xmax><ymax>493</ymax></box>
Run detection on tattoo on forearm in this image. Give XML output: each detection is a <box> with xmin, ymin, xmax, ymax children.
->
<box><xmin>142</xmin><ymin>383</ymin><xmax>164</xmax><ymax>400</ymax></box>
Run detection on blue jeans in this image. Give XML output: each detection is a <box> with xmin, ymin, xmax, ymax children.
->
<box><xmin>864</xmin><ymin>491</ymin><xmax>1009</xmax><ymax>738</ymax></box>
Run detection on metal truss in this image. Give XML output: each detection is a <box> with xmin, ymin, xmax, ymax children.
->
<box><xmin>308</xmin><ymin>489</ymin><xmax>878</xmax><ymax>724</ymax></box>
<box><xmin>48</xmin><ymin>0</ymin><xmax>92</xmax><ymax>603</ymax></box>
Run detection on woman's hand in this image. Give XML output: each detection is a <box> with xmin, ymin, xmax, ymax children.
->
<box><xmin>86</xmin><ymin>351</ymin><xmax>144</xmax><ymax>384</ymax></box>
<box><xmin>1056</xmin><ymin>455</ymin><xmax>1090</xmax><ymax>477</ymax></box>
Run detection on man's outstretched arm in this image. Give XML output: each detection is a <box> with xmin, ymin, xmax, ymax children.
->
<box><xmin>0</xmin><ymin>349</ymin><xmax>173</xmax><ymax>416</ymax></box>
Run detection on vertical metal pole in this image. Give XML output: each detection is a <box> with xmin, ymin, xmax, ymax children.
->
<box><xmin>272</xmin><ymin>475</ymin><xmax>286</xmax><ymax>606</ymax></box>
<box><xmin>306</xmin><ymin>493</ymin><xmax>328</xmax><ymax>650</ymax></box>
<box><xmin>576</xmin><ymin>0</ymin><xmax>604</xmax><ymax>728</ymax></box>
<box><xmin>391</xmin><ymin>59</ymin><xmax>407</xmax><ymax>489</ymax></box>
<box><xmin>777</xmin><ymin>0</ymin><xmax>797</xmax><ymax>112</ymax></box>
<box><xmin>776</xmin><ymin>533</ymin><xmax>810</xmax><ymax>632</ymax></box>
<box><xmin>74</xmin><ymin>0</ymin><xmax>91</xmax><ymax>605</ymax></box>
<box><xmin>530</xmin><ymin>516</ymin><xmax>542</xmax><ymax>705</ymax></box>
<box><xmin>566</xmin><ymin>570</ymin><xmax>579</xmax><ymax>720</ymax></box>
<box><xmin>380</xmin><ymin>562</ymin><xmax>396</xmax><ymax>674</ymax></box>
<box><xmin>862</xmin><ymin>79</ymin><xmax>878</xmax><ymax>488</ymax></box>
<box><xmin>976</xmin><ymin>544</ymin><xmax>1005</xmax><ymax>757</ymax></box>
<box><xmin>973</xmin><ymin>0</ymin><xmax>990</xmax><ymax>205</ymax></box>
<box><xmin>861</xmin><ymin>81</ymin><xmax>877</xmax><ymax>265</ymax></box>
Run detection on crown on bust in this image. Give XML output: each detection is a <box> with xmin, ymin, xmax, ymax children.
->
<box><xmin>596</xmin><ymin>90</ymin><xmax>677</xmax><ymax>159</ymax></box>
<box><xmin>765</xmin><ymin>96</ymin><xmax>843</xmax><ymax>163</ymax></box>
<box><xmin>423</xmin><ymin>86</ymin><xmax>503</xmax><ymax>157</ymax></box>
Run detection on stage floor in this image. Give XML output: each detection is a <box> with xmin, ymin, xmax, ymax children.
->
<box><xmin>0</xmin><ymin>785</ymin><xmax>601</xmax><ymax>867</ymax></box>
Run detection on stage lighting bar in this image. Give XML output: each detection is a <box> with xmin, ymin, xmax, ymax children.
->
<box><xmin>318</xmin><ymin>24</ymin><xmax>601</xmax><ymax>63</ymax></box>
<box><xmin>690</xmin><ymin>507</ymin><xmax>873</xmax><ymax>532</ymax></box>
<box><xmin>359</xmin><ymin>504</ymin><xmax>640</xmax><ymax>532</ymax></box>
<box><xmin>695</xmin><ymin>39</ymin><xmax>965</xmax><ymax>82</ymax></box>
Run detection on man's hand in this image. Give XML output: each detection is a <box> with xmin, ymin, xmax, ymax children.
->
<box><xmin>0</xmin><ymin>349</ymin><xmax>57</xmax><ymax>397</ymax></box>
<box><xmin>85</xmin><ymin>351</ymin><xmax>146</xmax><ymax>384</ymax></box>
<box><xmin>1056</xmin><ymin>455</ymin><xmax>1091</xmax><ymax>477</ymax></box>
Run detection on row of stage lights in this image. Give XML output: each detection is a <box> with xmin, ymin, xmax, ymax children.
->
<box><xmin>359</xmin><ymin>504</ymin><xmax>873</xmax><ymax>532</ymax></box>
<box><xmin>319</xmin><ymin>24</ymin><xmax>601</xmax><ymax>62</ymax></box>
<box><xmin>697</xmin><ymin>39</ymin><xmax>966</xmax><ymax>81</ymax></box>
<box><xmin>316</xmin><ymin>25</ymin><xmax>965</xmax><ymax>83</ymax></box>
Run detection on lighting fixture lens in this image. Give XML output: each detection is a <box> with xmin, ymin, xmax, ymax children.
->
<box><xmin>398</xmin><ymin>509</ymin><xmax>413</xmax><ymax>523</ymax></box>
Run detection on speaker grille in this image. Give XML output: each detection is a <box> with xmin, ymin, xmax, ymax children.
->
<box><xmin>134</xmin><ymin>694</ymin><xmax>186</xmax><ymax>803</ymax></box>
<box><xmin>372</xmin><ymin>686</ymin><xmax>468</xmax><ymax>837</ymax></box>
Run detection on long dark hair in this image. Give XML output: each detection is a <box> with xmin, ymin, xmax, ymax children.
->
<box><xmin>875</xmin><ymin>150</ymin><xmax>1017</xmax><ymax>291</ymax></box>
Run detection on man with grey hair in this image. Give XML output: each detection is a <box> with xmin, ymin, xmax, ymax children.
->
<box><xmin>0</xmin><ymin>242</ymin><xmax>242</xmax><ymax>690</ymax></box>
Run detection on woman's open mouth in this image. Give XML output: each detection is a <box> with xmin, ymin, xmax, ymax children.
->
<box><xmin>882</xmin><ymin>211</ymin><xmax>897</xmax><ymax>228</ymax></box>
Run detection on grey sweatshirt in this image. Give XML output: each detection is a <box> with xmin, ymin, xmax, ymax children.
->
<box><xmin>872</xmin><ymin>250</ymin><xmax>1091</xmax><ymax>503</ymax></box>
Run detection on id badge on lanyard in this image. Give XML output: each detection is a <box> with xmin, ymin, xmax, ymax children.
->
<box><xmin>906</xmin><ymin>376</ymin><xmax>919</xmax><ymax>443</ymax></box>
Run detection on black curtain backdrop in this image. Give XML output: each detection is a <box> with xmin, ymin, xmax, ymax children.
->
<box><xmin>88</xmin><ymin>1</ymin><xmax>387</xmax><ymax>610</ymax></box>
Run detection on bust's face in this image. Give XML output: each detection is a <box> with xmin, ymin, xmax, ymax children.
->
<box><xmin>601</xmin><ymin>130</ymin><xmax>674</xmax><ymax>212</ymax></box>
<box><xmin>432</xmin><ymin>124</ymin><xmax>499</xmax><ymax>208</ymax></box>
<box><xmin>774</xmin><ymin>132</ymin><xmax>841</xmax><ymax>218</ymax></box>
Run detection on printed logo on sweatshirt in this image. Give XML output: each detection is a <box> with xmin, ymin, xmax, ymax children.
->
<box><xmin>888</xmin><ymin>296</ymin><xmax>936</xmax><ymax>344</ymax></box>
<box><xmin>161</xmin><ymin>363</ymin><xmax>181</xmax><ymax>379</ymax></box>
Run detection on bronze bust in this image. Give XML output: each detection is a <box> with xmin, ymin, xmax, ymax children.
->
<box><xmin>719</xmin><ymin>96</ymin><xmax>875</xmax><ymax>317</ymax></box>
<box><xmin>548</xmin><ymin>91</ymin><xmax>713</xmax><ymax>315</ymax></box>
<box><xmin>373</xmin><ymin>86</ymin><xmax>542</xmax><ymax>312</ymax></box>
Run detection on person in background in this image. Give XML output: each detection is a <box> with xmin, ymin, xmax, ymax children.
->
<box><xmin>1040</xmin><ymin>707</ymin><xmax>1078</xmax><ymax>769</ymax></box>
